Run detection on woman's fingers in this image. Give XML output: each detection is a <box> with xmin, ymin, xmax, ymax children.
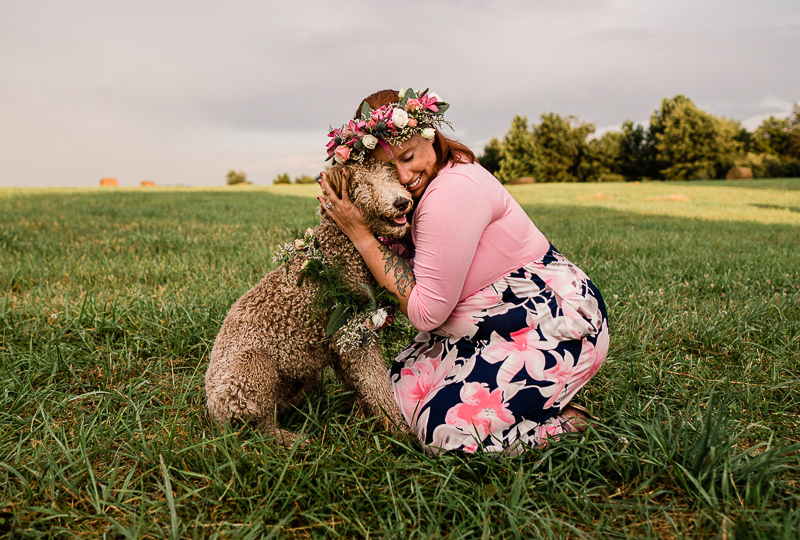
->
<box><xmin>318</xmin><ymin>170</ymin><xmax>353</xmax><ymax>208</ymax></box>
<box><xmin>318</xmin><ymin>172</ymin><xmax>339</xmax><ymax>205</ymax></box>
<box><xmin>337</xmin><ymin>174</ymin><xmax>352</xmax><ymax>204</ymax></box>
<box><xmin>317</xmin><ymin>172</ymin><xmax>333</xmax><ymax>214</ymax></box>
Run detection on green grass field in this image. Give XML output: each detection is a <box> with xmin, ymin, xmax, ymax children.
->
<box><xmin>1</xmin><ymin>179</ymin><xmax>798</xmax><ymax>539</ymax></box>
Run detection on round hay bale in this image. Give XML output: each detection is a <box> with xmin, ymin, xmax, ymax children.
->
<box><xmin>140</xmin><ymin>181</ymin><xmax>157</xmax><ymax>187</ymax></box>
<box><xmin>100</xmin><ymin>177</ymin><xmax>118</xmax><ymax>187</ymax></box>
<box><xmin>509</xmin><ymin>176</ymin><xmax>536</xmax><ymax>185</ymax></box>
<box><xmin>726</xmin><ymin>166</ymin><xmax>753</xmax><ymax>180</ymax></box>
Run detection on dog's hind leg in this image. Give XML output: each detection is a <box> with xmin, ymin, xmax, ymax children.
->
<box><xmin>205</xmin><ymin>348</ymin><xmax>309</xmax><ymax>447</ymax></box>
<box><xmin>259</xmin><ymin>412</ymin><xmax>308</xmax><ymax>448</ymax></box>
<box><xmin>259</xmin><ymin>373</ymin><xmax>319</xmax><ymax>448</ymax></box>
<box><xmin>205</xmin><ymin>348</ymin><xmax>279</xmax><ymax>425</ymax></box>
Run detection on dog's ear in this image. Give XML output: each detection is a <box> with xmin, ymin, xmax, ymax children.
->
<box><xmin>325</xmin><ymin>165</ymin><xmax>352</xmax><ymax>199</ymax></box>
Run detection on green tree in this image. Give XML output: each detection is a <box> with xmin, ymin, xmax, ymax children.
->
<box><xmin>294</xmin><ymin>174</ymin><xmax>316</xmax><ymax>184</ymax></box>
<box><xmin>272</xmin><ymin>173</ymin><xmax>291</xmax><ymax>185</ymax></box>
<box><xmin>226</xmin><ymin>170</ymin><xmax>248</xmax><ymax>185</ymax></box>
<box><xmin>496</xmin><ymin>116</ymin><xmax>538</xmax><ymax>184</ymax></box>
<box><xmin>618</xmin><ymin>120</ymin><xmax>659</xmax><ymax>180</ymax></box>
<box><xmin>754</xmin><ymin>104</ymin><xmax>800</xmax><ymax>160</ymax></box>
<box><xmin>647</xmin><ymin>95</ymin><xmax>698</xmax><ymax>179</ymax></box>
<box><xmin>732</xmin><ymin>124</ymin><xmax>755</xmax><ymax>155</ymax></box>
<box><xmin>714</xmin><ymin>117</ymin><xmax>748</xmax><ymax>176</ymax></box>
<box><xmin>586</xmin><ymin>131</ymin><xmax>623</xmax><ymax>181</ymax></box>
<box><xmin>477</xmin><ymin>137</ymin><xmax>503</xmax><ymax>175</ymax></box>
<box><xmin>532</xmin><ymin>113</ymin><xmax>595</xmax><ymax>182</ymax></box>
<box><xmin>754</xmin><ymin>116</ymin><xmax>792</xmax><ymax>156</ymax></box>
<box><xmin>745</xmin><ymin>103</ymin><xmax>800</xmax><ymax>178</ymax></box>
<box><xmin>654</xmin><ymin>97</ymin><xmax>742</xmax><ymax>180</ymax></box>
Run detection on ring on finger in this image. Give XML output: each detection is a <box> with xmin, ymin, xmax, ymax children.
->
<box><xmin>325</xmin><ymin>202</ymin><xmax>333</xmax><ymax>210</ymax></box>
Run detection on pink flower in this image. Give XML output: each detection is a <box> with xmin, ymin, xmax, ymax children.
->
<box><xmin>326</xmin><ymin>128</ymin><xmax>346</xmax><ymax>156</ymax></box>
<box><xmin>445</xmin><ymin>382</ymin><xmax>514</xmax><ymax>441</ymax></box>
<box><xmin>568</xmin><ymin>321</ymin><xmax>609</xmax><ymax>392</ymax></box>
<box><xmin>406</xmin><ymin>99</ymin><xmax>421</xmax><ymax>111</ymax></box>
<box><xmin>346</xmin><ymin>119</ymin><xmax>363</xmax><ymax>134</ymax></box>
<box><xmin>484</xmin><ymin>326</ymin><xmax>575</xmax><ymax>408</ymax></box>
<box><xmin>419</xmin><ymin>93</ymin><xmax>440</xmax><ymax>112</ymax></box>
<box><xmin>438</xmin><ymin>286</ymin><xmax>501</xmax><ymax>339</ymax></box>
<box><xmin>393</xmin><ymin>353</ymin><xmax>455</xmax><ymax>424</ymax></box>
<box><xmin>334</xmin><ymin>145</ymin><xmax>351</xmax><ymax>164</ymax></box>
<box><xmin>539</xmin><ymin>350</ymin><xmax>576</xmax><ymax>409</ymax></box>
<box><xmin>407</xmin><ymin>118</ymin><xmax>418</xmax><ymax>128</ymax></box>
<box><xmin>371</xmin><ymin>106</ymin><xmax>392</xmax><ymax>123</ymax></box>
<box><xmin>481</xmin><ymin>326</ymin><xmax>561</xmax><ymax>389</ymax></box>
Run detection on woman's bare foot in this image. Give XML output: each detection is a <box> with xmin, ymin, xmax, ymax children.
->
<box><xmin>560</xmin><ymin>404</ymin><xmax>592</xmax><ymax>433</ymax></box>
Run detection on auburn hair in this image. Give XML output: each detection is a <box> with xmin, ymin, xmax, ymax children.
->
<box><xmin>353</xmin><ymin>89</ymin><xmax>476</xmax><ymax>176</ymax></box>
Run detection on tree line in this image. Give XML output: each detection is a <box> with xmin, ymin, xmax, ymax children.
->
<box><xmin>478</xmin><ymin>95</ymin><xmax>800</xmax><ymax>183</ymax></box>
<box><xmin>225</xmin><ymin>170</ymin><xmax>319</xmax><ymax>185</ymax></box>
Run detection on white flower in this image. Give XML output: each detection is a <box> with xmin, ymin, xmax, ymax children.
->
<box><xmin>398</xmin><ymin>87</ymin><xmax>405</xmax><ymax>99</ymax></box>
<box><xmin>294</xmin><ymin>239</ymin><xmax>307</xmax><ymax>250</ymax></box>
<box><xmin>369</xmin><ymin>308</ymin><xmax>389</xmax><ymax>330</ymax></box>
<box><xmin>362</xmin><ymin>134</ymin><xmax>378</xmax><ymax>150</ymax></box>
<box><xmin>427</xmin><ymin>91</ymin><xmax>441</xmax><ymax>102</ymax></box>
<box><xmin>392</xmin><ymin>108</ymin><xmax>409</xmax><ymax>129</ymax></box>
<box><xmin>420</xmin><ymin>128</ymin><xmax>436</xmax><ymax>139</ymax></box>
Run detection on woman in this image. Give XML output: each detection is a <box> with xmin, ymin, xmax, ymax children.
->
<box><xmin>319</xmin><ymin>88</ymin><xmax>608</xmax><ymax>455</ymax></box>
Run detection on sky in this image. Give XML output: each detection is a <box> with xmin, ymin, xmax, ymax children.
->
<box><xmin>1</xmin><ymin>0</ymin><xmax>798</xmax><ymax>188</ymax></box>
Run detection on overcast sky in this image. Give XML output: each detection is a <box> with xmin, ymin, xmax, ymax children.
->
<box><xmin>1</xmin><ymin>0</ymin><xmax>798</xmax><ymax>187</ymax></box>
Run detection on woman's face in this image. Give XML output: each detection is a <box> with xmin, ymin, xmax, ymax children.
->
<box><xmin>372</xmin><ymin>133</ymin><xmax>436</xmax><ymax>198</ymax></box>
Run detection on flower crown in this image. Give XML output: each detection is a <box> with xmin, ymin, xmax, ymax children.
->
<box><xmin>326</xmin><ymin>87</ymin><xmax>450</xmax><ymax>164</ymax></box>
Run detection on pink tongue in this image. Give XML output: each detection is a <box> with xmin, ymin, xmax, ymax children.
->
<box><xmin>394</xmin><ymin>215</ymin><xmax>408</xmax><ymax>225</ymax></box>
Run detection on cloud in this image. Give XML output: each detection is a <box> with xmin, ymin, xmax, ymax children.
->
<box><xmin>1</xmin><ymin>0</ymin><xmax>798</xmax><ymax>186</ymax></box>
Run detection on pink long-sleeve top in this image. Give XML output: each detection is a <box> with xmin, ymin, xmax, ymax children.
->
<box><xmin>406</xmin><ymin>161</ymin><xmax>551</xmax><ymax>332</ymax></box>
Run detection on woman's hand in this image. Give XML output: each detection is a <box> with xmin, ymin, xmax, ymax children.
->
<box><xmin>317</xmin><ymin>172</ymin><xmax>372</xmax><ymax>245</ymax></box>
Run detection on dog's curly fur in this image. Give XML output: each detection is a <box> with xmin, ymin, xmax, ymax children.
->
<box><xmin>205</xmin><ymin>160</ymin><xmax>413</xmax><ymax>446</ymax></box>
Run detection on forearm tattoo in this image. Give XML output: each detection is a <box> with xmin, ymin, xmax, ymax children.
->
<box><xmin>377</xmin><ymin>242</ymin><xmax>415</xmax><ymax>299</ymax></box>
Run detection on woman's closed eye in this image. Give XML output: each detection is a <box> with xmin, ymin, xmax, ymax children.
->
<box><xmin>400</xmin><ymin>153</ymin><xmax>415</xmax><ymax>163</ymax></box>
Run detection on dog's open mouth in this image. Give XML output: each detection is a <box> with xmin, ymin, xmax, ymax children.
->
<box><xmin>381</xmin><ymin>212</ymin><xmax>411</xmax><ymax>227</ymax></box>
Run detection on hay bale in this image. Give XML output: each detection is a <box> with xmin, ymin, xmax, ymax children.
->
<box><xmin>578</xmin><ymin>192</ymin><xmax>609</xmax><ymax>200</ymax></box>
<box><xmin>726</xmin><ymin>166</ymin><xmax>753</xmax><ymax>180</ymax></box>
<box><xmin>646</xmin><ymin>194</ymin><xmax>690</xmax><ymax>202</ymax></box>
<box><xmin>100</xmin><ymin>177</ymin><xmax>118</xmax><ymax>187</ymax></box>
<box><xmin>509</xmin><ymin>176</ymin><xmax>536</xmax><ymax>185</ymax></box>
<box><xmin>140</xmin><ymin>181</ymin><xmax>157</xmax><ymax>187</ymax></box>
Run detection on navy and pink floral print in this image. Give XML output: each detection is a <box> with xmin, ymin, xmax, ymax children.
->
<box><xmin>389</xmin><ymin>245</ymin><xmax>608</xmax><ymax>455</ymax></box>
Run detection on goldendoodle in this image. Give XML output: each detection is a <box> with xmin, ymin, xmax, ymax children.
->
<box><xmin>205</xmin><ymin>160</ymin><xmax>412</xmax><ymax>446</ymax></box>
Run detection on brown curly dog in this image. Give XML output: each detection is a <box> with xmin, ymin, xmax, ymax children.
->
<box><xmin>205</xmin><ymin>160</ymin><xmax>412</xmax><ymax>447</ymax></box>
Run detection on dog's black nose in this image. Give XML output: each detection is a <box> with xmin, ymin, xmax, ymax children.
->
<box><xmin>393</xmin><ymin>198</ymin><xmax>411</xmax><ymax>213</ymax></box>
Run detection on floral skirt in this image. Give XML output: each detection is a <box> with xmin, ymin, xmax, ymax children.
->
<box><xmin>388</xmin><ymin>245</ymin><xmax>609</xmax><ymax>455</ymax></box>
